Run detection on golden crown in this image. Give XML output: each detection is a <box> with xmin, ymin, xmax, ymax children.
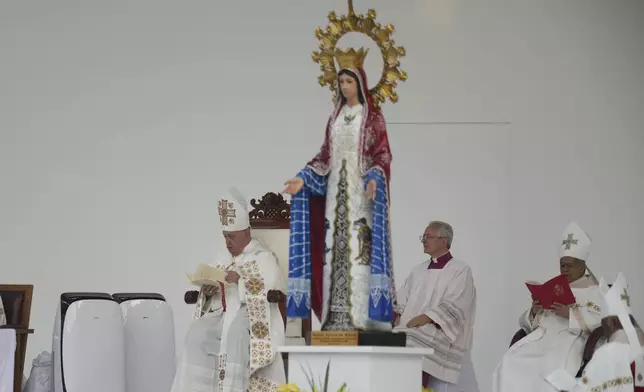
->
<box><xmin>334</xmin><ymin>47</ymin><xmax>368</xmax><ymax>70</ymax></box>
<box><xmin>313</xmin><ymin>1</ymin><xmax>407</xmax><ymax>106</ymax></box>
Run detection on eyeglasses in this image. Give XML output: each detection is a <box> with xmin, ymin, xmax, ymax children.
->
<box><xmin>419</xmin><ymin>235</ymin><xmax>443</xmax><ymax>242</ymax></box>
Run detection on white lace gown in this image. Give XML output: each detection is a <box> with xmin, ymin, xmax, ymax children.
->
<box><xmin>321</xmin><ymin>103</ymin><xmax>389</xmax><ymax>332</ymax></box>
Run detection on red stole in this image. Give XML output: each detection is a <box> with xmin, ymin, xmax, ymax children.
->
<box><xmin>632</xmin><ymin>362</ymin><xmax>643</xmax><ymax>391</ymax></box>
<box><xmin>310</xmin><ymin>196</ymin><xmax>325</xmax><ymax>320</ymax></box>
<box><xmin>219</xmin><ymin>281</ymin><xmax>226</xmax><ymax>312</ymax></box>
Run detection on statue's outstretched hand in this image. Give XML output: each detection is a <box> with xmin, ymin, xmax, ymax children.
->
<box><xmin>364</xmin><ymin>180</ymin><xmax>377</xmax><ymax>200</ymax></box>
<box><xmin>283</xmin><ymin>177</ymin><xmax>304</xmax><ymax>195</ymax></box>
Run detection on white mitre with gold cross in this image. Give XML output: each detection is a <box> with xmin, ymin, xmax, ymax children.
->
<box><xmin>599</xmin><ymin>273</ymin><xmax>644</xmax><ymax>386</ymax></box>
<box><xmin>218</xmin><ymin>187</ymin><xmax>250</xmax><ymax>231</ymax></box>
<box><xmin>600</xmin><ymin>273</ymin><xmax>633</xmax><ymax>319</ymax></box>
<box><xmin>559</xmin><ymin>220</ymin><xmax>591</xmax><ymax>261</ymax></box>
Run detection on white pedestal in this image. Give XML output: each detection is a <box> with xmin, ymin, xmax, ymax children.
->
<box><xmin>278</xmin><ymin>346</ymin><xmax>433</xmax><ymax>392</ymax></box>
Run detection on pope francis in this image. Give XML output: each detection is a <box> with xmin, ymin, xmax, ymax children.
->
<box><xmin>171</xmin><ymin>187</ymin><xmax>286</xmax><ymax>392</ymax></box>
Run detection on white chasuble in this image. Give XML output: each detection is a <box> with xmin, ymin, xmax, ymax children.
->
<box><xmin>556</xmin><ymin>342</ymin><xmax>634</xmax><ymax>392</ymax></box>
<box><xmin>546</xmin><ymin>329</ymin><xmax>642</xmax><ymax>392</ymax></box>
<box><xmin>0</xmin><ymin>297</ymin><xmax>6</xmax><ymax>326</ymax></box>
<box><xmin>394</xmin><ymin>258</ymin><xmax>478</xmax><ymax>389</ymax></box>
<box><xmin>0</xmin><ymin>329</ymin><xmax>15</xmax><ymax>392</ymax></box>
<box><xmin>321</xmin><ymin>103</ymin><xmax>389</xmax><ymax>331</ymax></box>
<box><xmin>492</xmin><ymin>276</ymin><xmax>602</xmax><ymax>392</ymax></box>
<box><xmin>173</xmin><ymin>238</ymin><xmax>285</xmax><ymax>392</ymax></box>
<box><xmin>0</xmin><ymin>298</ymin><xmax>9</xmax><ymax>392</ymax></box>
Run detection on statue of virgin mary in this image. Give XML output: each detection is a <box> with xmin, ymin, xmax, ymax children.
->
<box><xmin>283</xmin><ymin>47</ymin><xmax>396</xmax><ymax>331</ymax></box>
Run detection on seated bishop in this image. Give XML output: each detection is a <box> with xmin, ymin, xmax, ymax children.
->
<box><xmin>171</xmin><ymin>187</ymin><xmax>286</xmax><ymax>392</ymax></box>
<box><xmin>493</xmin><ymin>221</ymin><xmax>603</xmax><ymax>392</ymax></box>
<box><xmin>545</xmin><ymin>272</ymin><xmax>644</xmax><ymax>391</ymax></box>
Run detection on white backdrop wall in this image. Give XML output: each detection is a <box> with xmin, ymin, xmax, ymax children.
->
<box><xmin>1</xmin><ymin>1</ymin><xmax>643</xmax><ymax>391</ymax></box>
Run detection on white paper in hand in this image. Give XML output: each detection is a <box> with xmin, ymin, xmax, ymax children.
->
<box><xmin>545</xmin><ymin>368</ymin><xmax>576</xmax><ymax>391</ymax></box>
<box><xmin>186</xmin><ymin>264</ymin><xmax>227</xmax><ymax>286</ymax></box>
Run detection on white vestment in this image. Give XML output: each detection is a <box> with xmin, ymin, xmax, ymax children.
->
<box><xmin>172</xmin><ymin>238</ymin><xmax>286</xmax><ymax>392</ymax></box>
<box><xmin>546</xmin><ymin>329</ymin><xmax>643</xmax><ymax>392</ymax></box>
<box><xmin>0</xmin><ymin>329</ymin><xmax>16</xmax><ymax>392</ymax></box>
<box><xmin>492</xmin><ymin>276</ymin><xmax>602</xmax><ymax>392</ymax></box>
<box><xmin>171</xmin><ymin>310</ymin><xmax>225</xmax><ymax>392</ymax></box>
<box><xmin>394</xmin><ymin>257</ymin><xmax>478</xmax><ymax>391</ymax></box>
<box><xmin>0</xmin><ymin>297</ymin><xmax>6</xmax><ymax>326</ymax></box>
<box><xmin>321</xmin><ymin>103</ymin><xmax>391</xmax><ymax>332</ymax></box>
<box><xmin>549</xmin><ymin>342</ymin><xmax>634</xmax><ymax>392</ymax></box>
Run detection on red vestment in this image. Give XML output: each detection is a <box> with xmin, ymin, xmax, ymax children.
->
<box><xmin>632</xmin><ymin>362</ymin><xmax>643</xmax><ymax>391</ymax></box>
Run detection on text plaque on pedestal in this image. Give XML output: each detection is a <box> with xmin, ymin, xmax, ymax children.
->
<box><xmin>310</xmin><ymin>331</ymin><xmax>359</xmax><ymax>346</ymax></box>
<box><xmin>277</xmin><ymin>346</ymin><xmax>433</xmax><ymax>392</ymax></box>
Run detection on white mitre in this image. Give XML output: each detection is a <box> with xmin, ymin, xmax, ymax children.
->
<box><xmin>559</xmin><ymin>221</ymin><xmax>591</xmax><ymax>261</ymax></box>
<box><xmin>599</xmin><ymin>273</ymin><xmax>644</xmax><ymax>386</ymax></box>
<box><xmin>218</xmin><ymin>187</ymin><xmax>250</xmax><ymax>231</ymax></box>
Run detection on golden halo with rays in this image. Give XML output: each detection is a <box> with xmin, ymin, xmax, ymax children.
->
<box><xmin>312</xmin><ymin>1</ymin><xmax>407</xmax><ymax>106</ymax></box>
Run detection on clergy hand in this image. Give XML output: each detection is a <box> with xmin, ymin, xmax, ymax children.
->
<box><xmin>407</xmin><ymin>314</ymin><xmax>433</xmax><ymax>328</ymax></box>
<box><xmin>282</xmin><ymin>177</ymin><xmax>304</xmax><ymax>195</ymax></box>
<box><xmin>203</xmin><ymin>285</ymin><xmax>218</xmax><ymax>296</ymax></box>
<box><xmin>552</xmin><ymin>303</ymin><xmax>570</xmax><ymax>318</ymax></box>
<box><xmin>364</xmin><ymin>180</ymin><xmax>377</xmax><ymax>200</ymax></box>
<box><xmin>393</xmin><ymin>312</ymin><xmax>401</xmax><ymax>326</ymax></box>
<box><xmin>225</xmin><ymin>271</ymin><xmax>240</xmax><ymax>284</ymax></box>
<box><xmin>530</xmin><ymin>300</ymin><xmax>543</xmax><ymax>316</ymax></box>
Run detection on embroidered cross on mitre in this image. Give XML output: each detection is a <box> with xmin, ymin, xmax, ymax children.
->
<box><xmin>621</xmin><ymin>289</ymin><xmax>631</xmax><ymax>307</ymax></box>
<box><xmin>562</xmin><ymin>233</ymin><xmax>578</xmax><ymax>250</ymax></box>
<box><xmin>218</xmin><ymin>200</ymin><xmax>236</xmax><ymax>225</ymax></box>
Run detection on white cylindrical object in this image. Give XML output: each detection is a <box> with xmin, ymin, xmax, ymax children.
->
<box><xmin>52</xmin><ymin>293</ymin><xmax>126</xmax><ymax>392</ymax></box>
<box><xmin>113</xmin><ymin>293</ymin><xmax>176</xmax><ymax>392</ymax></box>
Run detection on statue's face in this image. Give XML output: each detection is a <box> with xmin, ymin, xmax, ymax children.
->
<box><xmin>339</xmin><ymin>73</ymin><xmax>359</xmax><ymax>102</ymax></box>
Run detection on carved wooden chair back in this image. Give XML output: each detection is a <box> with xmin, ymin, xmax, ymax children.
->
<box><xmin>248</xmin><ymin>192</ymin><xmax>311</xmax><ymax>339</ymax></box>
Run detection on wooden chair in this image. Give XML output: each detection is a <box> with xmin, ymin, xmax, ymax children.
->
<box><xmin>576</xmin><ymin>326</ymin><xmax>605</xmax><ymax>377</ymax></box>
<box><xmin>509</xmin><ymin>329</ymin><xmax>527</xmax><ymax>347</ymax></box>
<box><xmin>247</xmin><ymin>192</ymin><xmax>311</xmax><ymax>339</ymax></box>
<box><xmin>0</xmin><ymin>284</ymin><xmax>34</xmax><ymax>392</ymax></box>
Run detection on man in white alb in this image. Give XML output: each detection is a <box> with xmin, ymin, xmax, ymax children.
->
<box><xmin>546</xmin><ymin>272</ymin><xmax>644</xmax><ymax>392</ymax></box>
<box><xmin>394</xmin><ymin>221</ymin><xmax>479</xmax><ymax>392</ymax></box>
<box><xmin>172</xmin><ymin>187</ymin><xmax>286</xmax><ymax>392</ymax></box>
<box><xmin>492</xmin><ymin>221</ymin><xmax>602</xmax><ymax>392</ymax></box>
